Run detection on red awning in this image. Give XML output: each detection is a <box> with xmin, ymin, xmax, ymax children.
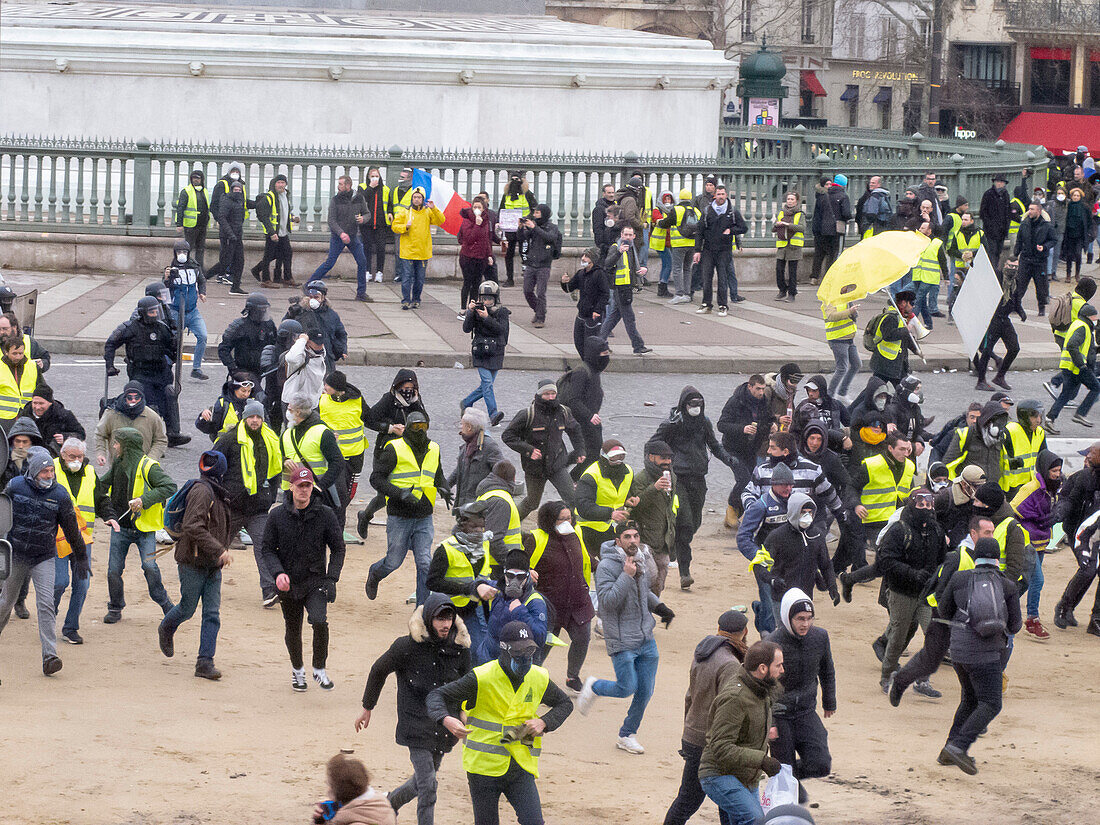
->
<box><xmin>1030</xmin><ymin>47</ymin><xmax>1072</xmax><ymax>60</ymax></box>
<box><xmin>800</xmin><ymin>70</ymin><xmax>827</xmax><ymax>97</ymax></box>
<box><xmin>999</xmin><ymin>111</ymin><xmax>1100</xmax><ymax>156</ymax></box>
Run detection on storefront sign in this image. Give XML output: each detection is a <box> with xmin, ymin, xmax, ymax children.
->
<box><xmin>851</xmin><ymin>70</ymin><xmax>920</xmax><ymax>82</ymax></box>
<box><xmin>954</xmin><ymin>126</ymin><xmax>977</xmax><ymax>140</ymax></box>
<box><xmin>747</xmin><ymin>97</ymin><xmax>779</xmax><ymax>126</ymax></box>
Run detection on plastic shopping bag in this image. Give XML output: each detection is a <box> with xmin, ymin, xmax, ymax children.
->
<box><xmin>759</xmin><ymin>764</ymin><xmax>799</xmax><ymax>813</ymax></box>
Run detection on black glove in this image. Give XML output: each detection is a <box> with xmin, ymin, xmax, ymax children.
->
<box><xmin>770</xmin><ymin>576</ymin><xmax>787</xmax><ymax>594</ymax></box>
<box><xmin>653</xmin><ymin>602</ymin><xmax>675</xmax><ymax>628</ymax></box>
<box><xmin>830</xmin><ymin>588</ymin><xmax>841</xmax><ymax>607</ymax></box>
<box><xmin>398</xmin><ymin>488</ymin><xmax>418</xmax><ymax>504</ymax></box>
<box><xmin>441</xmin><ymin>488</ymin><xmax>454</xmax><ymax>509</ymax></box>
<box><xmin>1007</xmin><ymin>457</ymin><xmax>1024</xmax><ymax>470</ymax></box>
<box><xmin>72</xmin><ymin>554</ymin><xmax>92</xmax><ymax>581</ymax></box>
<box><xmin>761</xmin><ymin>755</ymin><xmax>783</xmax><ymax>777</ymax></box>
<box><xmin>106</xmin><ymin>365</ymin><xmax>120</xmax><ymax>377</ymax></box>
<box><xmin>320</xmin><ymin>579</ymin><xmax>337</xmax><ymax>603</ymax></box>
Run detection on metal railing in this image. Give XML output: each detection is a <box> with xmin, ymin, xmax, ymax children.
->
<box><xmin>1005</xmin><ymin>0</ymin><xmax>1100</xmax><ymax>31</ymax></box>
<box><xmin>0</xmin><ymin>130</ymin><xmax>1047</xmax><ymax>247</ymax></box>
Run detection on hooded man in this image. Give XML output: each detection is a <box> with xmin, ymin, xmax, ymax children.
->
<box><xmin>261</xmin><ymin>318</ymin><xmax>302</xmax><ymax>427</ymax></box>
<box><xmin>175</xmin><ymin>168</ymin><xmax>210</xmax><ymax>268</ymax></box>
<box><xmin>576</xmin><ymin>522</ymin><xmax>675</xmax><ymax>755</ymax></box>
<box><xmin>97</xmin><ymin>427</ymin><xmax>178</xmax><ymax>624</ymax></box>
<box><xmin>933</xmin><ymin>463</ymin><xmax>985</xmax><ymax>548</ymax></box>
<box><xmin>498</xmin><ymin>170</ymin><xmax>539</xmax><ymax>286</ymax></box>
<box><xmin>1012</xmin><ymin>448</ymin><xmax>1061</xmax><ymax>639</ymax></box>
<box><xmin>1047</xmin><ymin>302</ymin><xmax>1100</xmax><ymax>430</ymax></box>
<box><xmin>158</xmin><ymin>450</ymin><xmax>234</xmax><ymax>681</ymax></box>
<box><xmin>319</xmin><ymin>370</ymin><xmax>371</xmax><ymax>510</ymax></box>
<box><xmin>799</xmin><ymin>422</ymin><xmax>851</xmax><ymax>507</ymax></box>
<box><xmin>518</xmin><ymin>203</ymin><xmax>563</xmax><ymax>328</ymax></box>
<box><xmin>474</xmin><ymin>460</ymin><xmax>524</xmax><ymax>564</ymax></box>
<box><xmin>206</xmin><ymin>163</ymin><xmax>249</xmax><ymax>282</ymax></box>
<box><xmin>22</xmin><ymin>384</ymin><xmax>84</xmax><ymax>456</ymax></box>
<box><xmin>764</xmin><ymin>493</ymin><xmax>839</xmax><ymax>612</ymax></box>
<box><xmin>94</xmin><ymin>380</ymin><xmax>169</xmax><ymax>465</ymax></box>
<box><xmin>575</xmin><ymin>439</ymin><xmax>639</xmax><ymax>562</ymax></box>
<box><xmin>742</xmin><ymin>431</ymin><xmax>845</xmax><ymax>526</ymax></box>
<box><xmin>216</xmin><ymin>178</ymin><xmax>247</xmax><ymax>294</ymax></box>
<box><xmin>664</xmin><ymin>609</ymin><xmax>748</xmax><ymax>825</ymax></box>
<box><xmin>767</xmin><ymin>589</ymin><xmax>836</xmax><ymax>800</ymax></box>
<box><xmin>791</xmin><ymin>374</ymin><xmax>849</xmax><ymax>442</ymax></box>
<box><xmin>284</xmin><ymin>279</ymin><xmax>347</xmax><ymax>370</ymax></box>
<box><xmin>164</xmin><ymin>236</ymin><xmax>209</xmax><ymax>380</ymax></box>
<box><xmin>654</xmin><ymin>386</ymin><xmax>740</xmax><ymax>590</ymax></box>
<box><xmin>1</xmin><ymin>415</ymin><xmax>46</xmax><ymax>489</ymax></box>
<box><xmin>1001</xmin><ymin>399</ymin><xmax>1047</xmax><ymax>498</ymax></box>
<box><xmin>195</xmin><ymin>371</ymin><xmax>255</xmax><ymax>442</ymax></box>
<box><xmin>562</xmin><ymin>247</ymin><xmax>611</xmax><ymax>356</ymax></box>
<box><xmin>218</xmin><ymin>292</ymin><xmax>277</xmax><ymax>379</ymax></box>
<box><xmin>741</xmin><ymin>462</ymin><xmax>794</xmax><ymax>635</ymax></box>
<box><xmin>0</xmin><ymin>446</ymin><xmax>89</xmax><ymax>676</ymax></box>
<box><xmin>629</xmin><ymin>439</ymin><xmax>678</xmax><ymax>595</ymax></box>
<box><xmin>842</xmin><ymin>432</ymin><xmax>914</xmax><ymax>586</ymax></box>
<box><xmin>765</xmin><ymin>362</ymin><xmax>804</xmax><ymax>432</ymax></box>
<box><xmin>558</xmin><ymin>336</ymin><xmax>610</xmax><ymax>481</ymax></box>
<box><xmin>886</xmin><ymin>375</ymin><xmax>929</xmax><ymax>456</ymax></box>
<box><xmin>503</xmin><ymin>379</ymin><xmax>585</xmax><ymax>518</ymax></box>
<box><xmin>657</xmin><ymin>187</ymin><xmax>701</xmax><ymax>303</ymax></box>
<box><xmin>366</xmin><ymin>411</ymin><xmax>449</xmax><ymax>606</ymax></box>
<box><xmin>357</xmin><ymin>593</ymin><xmax>472</xmax><ymax>825</ymax></box>
<box><xmin>252</xmin><ymin>174</ymin><xmax>296</xmax><ymax>286</ymax></box>
<box><xmin>280</xmin><ymin>329</ymin><xmax>327</xmax><ymax>407</ymax></box>
<box><xmin>943</xmin><ymin>401</ymin><xmax>1009</xmax><ymax>486</ymax></box>
<box><xmin>481</xmin><ymin>548</ymin><xmax>552</xmax><ymax>665</ymax></box>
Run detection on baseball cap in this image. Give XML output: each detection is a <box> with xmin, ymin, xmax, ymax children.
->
<box><xmin>290</xmin><ymin>467</ymin><xmax>314</xmax><ymax>486</ymax></box>
<box><xmin>499</xmin><ymin>621</ymin><xmax>538</xmax><ymax>652</ymax></box>
<box><xmin>959</xmin><ymin>465</ymin><xmax>987</xmax><ymax>486</ymax></box>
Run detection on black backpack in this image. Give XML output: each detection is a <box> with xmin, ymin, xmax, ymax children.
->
<box><xmin>678</xmin><ymin>206</ymin><xmax>698</xmax><ymax>238</ymax></box>
<box><xmin>960</xmin><ymin>568</ymin><xmax>1008</xmax><ymax>639</ymax></box>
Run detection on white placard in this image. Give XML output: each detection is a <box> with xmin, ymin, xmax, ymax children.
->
<box><xmin>498</xmin><ymin>208</ymin><xmax>522</xmax><ymax>233</ymax></box>
<box><xmin>950</xmin><ymin>245</ymin><xmax>1002</xmax><ymax>357</ymax></box>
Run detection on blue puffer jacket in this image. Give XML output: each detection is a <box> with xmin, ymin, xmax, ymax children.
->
<box><xmin>5</xmin><ymin>474</ymin><xmax>87</xmax><ymax>566</ymax></box>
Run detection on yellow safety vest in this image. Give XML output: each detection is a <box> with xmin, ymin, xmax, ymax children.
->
<box><xmin>912</xmin><ymin>238</ymin><xmax>944</xmax><ymax>285</ymax></box>
<box><xmin>649</xmin><ymin>223</ymin><xmax>669</xmax><ymax>252</ymax></box>
<box><xmin>874</xmin><ymin>309</ymin><xmax>904</xmax><ymax>361</ymax></box>
<box><xmin>945</xmin><ymin>428</ymin><xmax>971</xmax><ymax>478</ymax></box>
<box><xmin>614</xmin><ymin>251</ymin><xmax>632</xmax><ymax>287</ymax></box>
<box><xmin>822</xmin><ymin>302</ymin><xmax>856</xmax><ymax>341</ymax></box>
<box><xmin>502</xmin><ymin>193</ymin><xmax>532</xmax><ymax>218</ymax></box>
<box><xmin>103</xmin><ymin>455</ymin><xmax>165</xmax><ymax>533</ymax></box>
<box><xmin>670</xmin><ymin>205</ymin><xmax>699</xmax><ymax>248</ymax></box>
<box><xmin>530</xmin><ymin>528</ymin><xmax>592</xmax><ymax>587</ymax></box>
<box><xmin>462</xmin><ymin>661</ymin><xmax>550</xmax><ymax>778</ymax></box>
<box><xmin>359</xmin><ymin>182</ymin><xmax>392</xmax><ymax>226</ymax></box>
<box><xmin>237</xmin><ymin>419</ymin><xmax>282</xmax><ymax>496</ymax></box>
<box><xmin>53</xmin><ymin>459</ymin><xmax>96</xmax><ymax>544</ymax></box>
<box><xmin>181</xmin><ymin>184</ymin><xmax>205</xmax><ymax>228</ymax></box>
<box><xmin>280</xmin><ymin>423</ymin><xmax>330</xmax><ymax>491</ymax></box>
<box><xmin>386</xmin><ymin>438</ymin><xmax>440</xmax><ymax>505</ymax></box>
<box><xmin>217</xmin><ymin>400</ymin><xmax>240</xmax><ymax>438</ymax></box>
<box><xmin>776</xmin><ymin>210</ymin><xmax>804</xmax><ymax>249</ymax></box>
<box><xmin>576</xmin><ymin>462</ymin><xmax>634</xmax><ymax>533</ymax></box>
<box><xmin>1008</xmin><ymin>197</ymin><xmax>1025</xmax><ymax>237</ymax></box>
<box><xmin>953</xmin><ymin>229</ymin><xmax>983</xmax><ymax>267</ymax></box>
<box><xmin>441</xmin><ymin>535</ymin><xmax>494</xmax><ymax>608</ymax></box>
<box><xmin>0</xmin><ymin>357</ymin><xmax>38</xmax><ymax>421</ymax></box>
<box><xmin>259</xmin><ymin>190</ymin><xmax>292</xmax><ymax>235</ymax></box>
<box><xmin>641</xmin><ymin>188</ymin><xmax>653</xmax><ymax>226</ymax></box>
<box><xmin>1000</xmin><ymin>422</ymin><xmax>1044</xmax><ymax>492</ymax></box>
<box><xmin>1059</xmin><ymin>318</ymin><xmax>1093</xmax><ymax>375</ymax></box>
<box><xmin>216</xmin><ymin>178</ymin><xmax>249</xmax><ymax>220</ymax></box>
<box><xmin>476</xmin><ymin>488</ymin><xmax>522</xmax><ymax>551</ymax></box>
<box><xmin>319</xmin><ymin>394</ymin><xmax>369</xmax><ymax>458</ymax></box>
<box><xmin>994</xmin><ymin>516</ymin><xmax>1028</xmax><ymax>580</ymax></box>
<box><xmin>1055</xmin><ymin>294</ymin><xmax>1091</xmax><ymax>347</ymax></box>
<box><xmin>387</xmin><ymin>184</ymin><xmax>413</xmax><ymax>217</ymax></box>
<box><xmin>927</xmin><ymin>548</ymin><xmax>975</xmax><ymax>607</ymax></box>
<box><xmin>859</xmin><ymin>454</ymin><xmax>914</xmax><ymax>523</ymax></box>
<box><xmin>946</xmin><ymin>212</ymin><xmax>963</xmax><ymax>243</ymax></box>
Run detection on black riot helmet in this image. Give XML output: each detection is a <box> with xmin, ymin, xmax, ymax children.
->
<box><xmin>136</xmin><ymin>295</ymin><xmax>161</xmax><ymax>323</ymax></box>
<box><xmin>145</xmin><ymin>281</ymin><xmax>170</xmax><ymax>303</ymax></box>
<box><xmin>277</xmin><ymin>318</ymin><xmax>303</xmax><ymax>345</ymax></box>
<box><xmin>243</xmin><ymin>292</ymin><xmax>270</xmax><ymax>321</ymax></box>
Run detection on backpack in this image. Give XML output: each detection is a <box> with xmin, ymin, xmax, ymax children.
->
<box><xmin>678</xmin><ymin>206</ymin><xmax>698</xmax><ymax>238</ymax></box>
<box><xmin>961</xmin><ymin>568</ymin><xmax>1008</xmax><ymax>639</ymax></box>
<box><xmin>863</xmin><ymin>308</ymin><xmax>890</xmax><ymax>353</ymax></box>
<box><xmin>163</xmin><ymin>478</ymin><xmax>203</xmax><ymax>541</ymax></box>
<box><xmin>1048</xmin><ymin>292</ymin><xmax>1074</xmax><ymax>330</ymax></box>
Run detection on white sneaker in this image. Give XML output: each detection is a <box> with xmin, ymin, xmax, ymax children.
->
<box><xmin>668</xmin><ymin>561</ymin><xmax>679</xmax><ymax>569</ymax></box>
<box><xmin>575</xmin><ymin>676</ymin><xmax>599</xmax><ymax>716</ymax></box>
<box><xmin>239</xmin><ymin>529</ymin><xmax>252</xmax><ymax>546</ymax></box>
<box><xmin>313</xmin><ymin>668</ymin><xmax>334</xmax><ymax>690</ymax></box>
<box><xmin>155</xmin><ymin>529</ymin><xmax>173</xmax><ymax>545</ymax></box>
<box><xmin>616</xmin><ymin>734</ymin><xmax>645</xmax><ymax>754</ymax></box>
<box><xmin>717</xmin><ymin>307</ymin><xmax>728</xmax><ymax>317</ymax></box>
<box><xmin>374</xmin><ymin>271</ymin><xmax>384</xmax><ymax>283</ymax></box>
<box><xmin>291</xmin><ymin>667</ymin><xmax>307</xmax><ymax>692</ymax></box>
<box><xmin>668</xmin><ymin>295</ymin><xmax>690</xmax><ymax>305</ymax></box>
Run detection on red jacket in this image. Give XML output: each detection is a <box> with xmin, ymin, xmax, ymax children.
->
<box><xmin>457</xmin><ymin>206</ymin><xmax>496</xmax><ymax>259</ymax></box>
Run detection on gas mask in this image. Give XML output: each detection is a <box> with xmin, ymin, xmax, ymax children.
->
<box><xmin>176</xmin><ymin>253</ymin><xmax>187</xmax><ymax>263</ymax></box>
<box><xmin>930</xmin><ymin>478</ymin><xmax>949</xmax><ymax>493</ymax></box>
<box><xmin>686</xmin><ymin>404</ymin><xmax>702</xmax><ymax>417</ymax></box>
<box><xmin>554</xmin><ymin>521</ymin><xmax>575</xmax><ymax>535</ymax></box>
<box><xmin>605</xmin><ymin>218</ymin><xmax>615</xmax><ymax>228</ymax></box>
<box><xmin>797</xmin><ymin>511</ymin><xmax>814</xmax><ymax>529</ymax></box>
<box><xmin>66</xmin><ymin>459</ymin><xmax>83</xmax><ymax>472</ymax></box>
<box><xmin>908</xmin><ymin>391</ymin><xmax>923</xmax><ymax>405</ymax></box>
<box><xmin>308</xmin><ymin>298</ymin><xmax>321</xmax><ymax>310</ymax></box>
<box><xmin>36</xmin><ymin>476</ymin><xmax>53</xmax><ymax>490</ymax></box>
<box><xmin>503</xmin><ymin>570</ymin><xmax>529</xmax><ymax>600</ymax></box>
<box><xmin>981</xmin><ymin>423</ymin><xmax>1002</xmax><ymax>447</ymax></box>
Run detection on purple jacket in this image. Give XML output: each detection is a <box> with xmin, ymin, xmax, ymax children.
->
<box><xmin>1014</xmin><ymin>473</ymin><xmax>1054</xmax><ymax>543</ymax></box>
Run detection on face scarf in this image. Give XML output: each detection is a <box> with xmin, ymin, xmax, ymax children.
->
<box><xmin>860</xmin><ymin>427</ymin><xmax>886</xmax><ymax>446</ymax></box>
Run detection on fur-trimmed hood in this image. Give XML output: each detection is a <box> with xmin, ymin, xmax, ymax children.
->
<box><xmin>409</xmin><ymin>594</ymin><xmax>471</xmax><ymax>649</ymax></box>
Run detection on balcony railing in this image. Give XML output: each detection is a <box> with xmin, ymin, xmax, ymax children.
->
<box><xmin>1005</xmin><ymin>0</ymin><xmax>1100</xmax><ymax>31</ymax></box>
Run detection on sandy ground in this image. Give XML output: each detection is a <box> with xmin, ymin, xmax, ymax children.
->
<box><xmin>2</xmin><ymin>506</ymin><xmax>1099</xmax><ymax>825</ymax></box>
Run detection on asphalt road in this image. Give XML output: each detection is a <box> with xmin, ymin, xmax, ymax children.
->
<box><xmin>42</xmin><ymin>359</ymin><xmax>1094</xmax><ymax>513</ymax></box>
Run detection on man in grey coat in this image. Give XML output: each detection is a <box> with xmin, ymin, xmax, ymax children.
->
<box><xmin>448</xmin><ymin>408</ymin><xmax>504</xmax><ymax>508</ymax></box>
<box><xmin>575</xmin><ymin>521</ymin><xmax>675</xmax><ymax>755</ymax></box>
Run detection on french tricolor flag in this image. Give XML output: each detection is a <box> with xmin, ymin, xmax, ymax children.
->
<box><xmin>411</xmin><ymin>168</ymin><xmax>469</xmax><ymax>236</ymax></box>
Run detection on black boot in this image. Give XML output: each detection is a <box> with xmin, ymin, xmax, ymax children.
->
<box><xmin>1054</xmin><ymin>601</ymin><xmax>1076</xmax><ymax>629</ymax></box>
<box><xmin>1087</xmin><ymin>616</ymin><xmax>1100</xmax><ymax>637</ymax></box>
<box><xmin>195</xmin><ymin>657</ymin><xmax>222</xmax><ymax>680</ymax></box>
<box><xmin>656</xmin><ymin>282</ymin><xmax>670</xmax><ymax>297</ymax></box>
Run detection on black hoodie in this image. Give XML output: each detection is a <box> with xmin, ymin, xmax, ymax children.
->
<box><xmin>717</xmin><ymin>381</ymin><xmax>776</xmax><ymax>463</ymax></box>
<box><xmin>557</xmin><ymin>337</ymin><xmax>607</xmax><ymax>426</ymax></box>
<box><xmin>791</xmin><ymin>375</ymin><xmax>849</xmax><ymax>442</ymax></box>
<box><xmin>799</xmin><ymin>422</ymin><xmax>851</xmax><ymax>497</ymax></box>
<box><xmin>877</xmin><ymin>502</ymin><xmax>946</xmax><ymax>597</ymax></box>
<box><xmin>653</xmin><ymin>386</ymin><xmax>736</xmax><ymax>478</ymax></box>
<box><xmin>175</xmin><ymin>171</ymin><xmax>209</xmax><ymax>229</ymax></box>
<box><xmin>366</xmin><ymin>369</ymin><xmax>428</xmax><ymax>458</ymax></box>
<box><xmin>563</xmin><ymin>262</ymin><xmax>610</xmax><ymax>319</ymax></box>
<box><xmin>518</xmin><ymin>203</ymin><xmax>562</xmax><ymax>268</ymax></box>
<box><xmin>942</xmin><ymin>401</ymin><xmax>1009</xmax><ymax>485</ymax></box>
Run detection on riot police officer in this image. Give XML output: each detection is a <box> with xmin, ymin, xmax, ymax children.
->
<box><xmin>104</xmin><ymin>297</ymin><xmax>190</xmax><ymax>447</ymax></box>
<box><xmin>218</xmin><ymin>292</ymin><xmax>277</xmax><ymax>383</ymax></box>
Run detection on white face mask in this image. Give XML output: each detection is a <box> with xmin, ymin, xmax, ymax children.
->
<box><xmin>229</xmin><ymin>172</ymin><xmax>240</xmax><ymax>181</ymax></box>
<box><xmin>473</xmin><ymin>207</ymin><xmax>483</xmax><ymax>216</ymax></box>
<box><xmin>176</xmin><ymin>253</ymin><xmax>187</xmax><ymax>263</ymax></box>
<box><xmin>66</xmin><ymin>459</ymin><xmax>82</xmax><ymax>472</ymax></box>
<box><xmin>555</xmin><ymin>521</ymin><xmax>574</xmax><ymax>535</ymax></box>
<box><xmin>308</xmin><ymin>298</ymin><xmax>321</xmax><ymax>310</ymax></box>
<box><xmin>369</xmin><ymin>176</ymin><xmax>380</xmax><ymax>185</ymax></box>
<box><xmin>798</xmin><ymin>513</ymin><xmax>814</xmax><ymax>529</ymax></box>
<box><xmin>686</xmin><ymin>405</ymin><xmax>702</xmax><ymax>417</ymax></box>
<box><xmin>605</xmin><ymin>218</ymin><xmax>615</xmax><ymax>228</ymax></box>
<box><xmin>1057</xmin><ymin>193</ymin><xmax>1066</xmax><ymax>202</ymax></box>
<box><xmin>908</xmin><ymin>392</ymin><xmax>922</xmax><ymax>404</ymax></box>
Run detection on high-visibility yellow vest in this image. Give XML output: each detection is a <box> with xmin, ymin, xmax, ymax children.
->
<box><xmin>576</xmin><ymin>462</ymin><xmax>634</xmax><ymax>533</ymax></box>
<box><xmin>670</xmin><ymin>205</ymin><xmax>699</xmax><ymax>248</ymax></box>
<box><xmin>502</xmin><ymin>193</ymin><xmax>532</xmax><ymax>218</ymax></box>
<box><xmin>53</xmin><ymin>459</ymin><xmax>96</xmax><ymax>544</ymax></box>
<box><xmin>649</xmin><ymin>224</ymin><xmax>669</xmax><ymax>252</ymax></box>
<box><xmin>181</xmin><ymin>184</ymin><xmax>205</xmax><ymax>228</ymax></box>
<box><xmin>386</xmin><ymin>438</ymin><xmax>440</xmax><ymax>505</ymax></box>
<box><xmin>476</xmin><ymin>488</ymin><xmax>522</xmax><ymax>551</ymax></box>
<box><xmin>359</xmin><ymin>182</ymin><xmax>392</xmax><ymax>225</ymax></box>
<box><xmin>614</xmin><ymin>251</ymin><xmax>632</xmax><ymax>287</ymax></box>
<box><xmin>994</xmin><ymin>516</ymin><xmax>1028</xmax><ymax>580</ymax></box>
<box><xmin>462</xmin><ymin>661</ymin><xmax>550</xmax><ymax>778</ymax></box>
<box><xmin>776</xmin><ymin>210</ymin><xmax>804</xmax><ymax>249</ymax></box>
<box><xmin>927</xmin><ymin>548</ymin><xmax>975</xmax><ymax>607</ymax></box>
<box><xmin>874</xmin><ymin>309</ymin><xmax>904</xmax><ymax>361</ymax></box>
<box><xmin>0</xmin><ymin>357</ymin><xmax>38</xmax><ymax>420</ymax></box>
<box><xmin>441</xmin><ymin>535</ymin><xmax>494</xmax><ymax>608</ymax></box>
<box><xmin>218</xmin><ymin>401</ymin><xmax>240</xmax><ymax>438</ymax></box>
<box><xmin>530</xmin><ymin>528</ymin><xmax>592</xmax><ymax>587</ymax></box>
<box><xmin>319</xmin><ymin>394</ymin><xmax>369</xmax><ymax>458</ymax></box>
<box><xmin>859</xmin><ymin>454</ymin><xmax>914</xmax><ymax>523</ymax></box>
<box><xmin>1059</xmin><ymin>318</ymin><xmax>1093</xmax><ymax>375</ymax></box>
<box><xmin>1055</xmin><ymin>294</ymin><xmax>1092</xmax><ymax>346</ymax></box>
<box><xmin>953</xmin><ymin>229</ymin><xmax>983</xmax><ymax>267</ymax></box>
<box><xmin>947</xmin><ymin>211</ymin><xmax>964</xmax><ymax>242</ymax></box>
<box><xmin>1000</xmin><ymin>421</ymin><xmax>1044</xmax><ymax>492</ymax></box>
<box><xmin>103</xmin><ymin>455</ymin><xmax>165</xmax><ymax>533</ymax></box>
<box><xmin>387</xmin><ymin>184</ymin><xmax>413</xmax><ymax>217</ymax></box>
<box><xmin>912</xmin><ymin>238</ymin><xmax>944</xmax><ymax>285</ymax></box>
<box><xmin>260</xmin><ymin>190</ymin><xmax>292</xmax><ymax>235</ymax></box>
<box><xmin>1008</xmin><ymin>197</ymin><xmax>1025</xmax><ymax>237</ymax></box>
<box><xmin>236</xmin><ymin>420</ymin><xmax>282</xmax><ymax>496</ymax></box>
<box><xmin>641</xmin><ymin>188</ymin><xmax>653</xmax><ymax>226</ymax></box>
<box><xmin>216</xmin><ymin>178</ymin><xmax>249</xmax><ymax>220</ymax></box>
<box><xmin>280</xmin><ymin>423</ymin><xmax>330</xmax><ymax>491</ymax></box>
<box><xmin>822</xmin><ymin>302</ymin><xmax>857</xmax><ymax>341</ymax></box>
<box><xmin>945</xmin><ymin>428</ymin><xmax>971</xmax><ymax>478</ymax></box>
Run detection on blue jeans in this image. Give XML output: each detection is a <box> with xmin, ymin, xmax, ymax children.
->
<box><xmin>372</xmin><ymin>514</ymin><xmax>434</xmax><ymax>605</ymax></box>
<box><xmin>914</xmin><ymin>281</ymin><xmax>937</xmax><ymax>327</ymax></box>
<box><xmin>699</xmin><ymin>774</ymin><xmax>763</xmax><ymax>825</ymax></box>
<box><xmin>464</xmin><ymin>605</ymin><xmax>491</xmax><ymax>665</ymax></box>
<box><xmin>312</xmin><ymin>232</ymin><xmax>369</xmax><ymax>290</ymax></box>
<box><xmin>827</xmin><ymin>339</ymin><xmax>861</xmax><ymax>397</ymax></box>
<box><xmin>658</xmin><ymin>248</ymin><xmax>672</xmax><ymax>284</ymax></box>
<box><xmin>166</xmin><ymin>305</ymin><xmax>208</xmax><ymax>369</ymax></box>
<box><xmin>54</xmin><ymin>553</ymin><xmax>90</xmax><ymax>635</ymax></box>
<box><xmin>1049</xmin><ymin>367</ymin><xmax>1100</xmax><ymax>420</ymax></box>
<box><xmin>161</xmin><ymin>564</ymin><xmax>222</xmax><ymax>660</ymax></box>
<box><xmin>753</xmin><ymin>581</ymin><xmax>776</xmax><ymax>635</ymax></box>
<box><xmin>107</xmin><ymin>527</ymin><xmax>173</xmax><ymax>614</ymax></box>
<box><xmin>592</xmin><ymin>636</ymin><xmax>659</xmax><ymax>737</ymax></box>
<box><xmin>725</xmin><ymin>257</ymin><xmax>740</xmax><ymax>300</ymax></box>
<box><xmin>401</xmin><ymin>259</ymin><xmax>427</xmax><ymax>304</ymax></box>
<box><xmin>462</xmin><ymin>368</ymin><xmax>499</xmax><ymax>417</ymax></box>
<box><xmin>1027</xmin><ymin>551</ymin><xmax>1045</xmax><ymax>617</ymax></box>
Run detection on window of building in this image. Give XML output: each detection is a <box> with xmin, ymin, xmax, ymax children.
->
<box><xmin>959</xmin><ymin>44</ymin><xmax>1008</xmax><ymax>82</ymax></box>
<box><xmin>874</xmin><ymin>86</ymin><xmax>892</xmax><ymax>129</ymax></box>
<box><xmin>1030</xmin><ymin>47</ymin><xmax>1071</xmax><ymax>106</ymax></box>
<box><xmin>849</xmin><ymin>13</ymin><xmax>865</xmax><ymax>56</ymax></box>
<box><xmin>841</xmin><ymin>84</ymin><xmax>860</xmax><ymax>126</ymax></box>
<box><xmin>801</xmin><ymin>0</ymin><xmax>815</xmax><ymax>43</ymax></box>
<box><xmin>1090</xmin><ymin>55</ymin><xmax>1100</xmax><ymax>109</ymax></box>
<box><xmin>741</xmin><ymin>0</ymin><xmax>753</xmax><ymax>40</ymax></box>
<box><xmin>881</xmin><ymin>18</ymin><xmax>898</xmax><ymax>61</ymax></box>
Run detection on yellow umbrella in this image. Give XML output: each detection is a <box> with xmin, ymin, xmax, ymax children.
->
<box><xmin>816</xmin><ymin>230</ymin><xmax>931</xmax><ymax>307</ymax></box>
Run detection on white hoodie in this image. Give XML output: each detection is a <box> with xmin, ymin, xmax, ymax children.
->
<box><xmin>281</xmin><ymin>335</ymin><xmax>326</xmax><ymax>404</ymax></box>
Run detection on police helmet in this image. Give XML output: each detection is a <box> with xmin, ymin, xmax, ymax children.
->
<box><xmin>477</xmin><ymin>280</ymin><xmax>500</xmax><ymax>304</ymax></box>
